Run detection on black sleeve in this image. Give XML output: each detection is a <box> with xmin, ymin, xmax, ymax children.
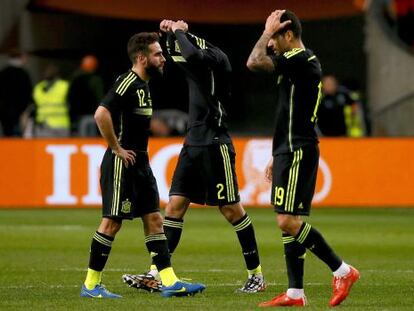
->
<box><xmin>100</xmin><ymin>87</ymin><xmax>122</xmax><ymax>114</ymax></box>
<box><xmin>159</xmin><ymin>32</ymin><xmax>173</xmax><ymax>62</ymax></box>
<box><xmin>271</xmin><ymin>51</ymin><xmax>309</xmax><ymax>78</ymax></box>
<box><xmin>174</xmin><ymin>30</ymin><xmax>225</xmax><ymax>66</ymax></box>
<box><xmin>174</xmin><ymin>30</ymin><xmax>203</xmax><ymax>60</ymax></box>
<box><xmin>271</xmin><ymin>54</ymin><xmax>290</xmax><ymax>76</ymax></box>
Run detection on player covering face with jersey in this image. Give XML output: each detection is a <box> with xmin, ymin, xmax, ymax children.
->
<box><xmin>122</xmin><ymin>19</ymin><xmax>267</xmax><ymax>294</ymax></box>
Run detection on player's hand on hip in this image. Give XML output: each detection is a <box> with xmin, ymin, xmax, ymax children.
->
<box><xmin>114</xmin><ymin>147</ymin><xmax>136</xmax><ymax>168</ymax></box>
<box><xmin>264</xmin><ymin>9</ymin><xmax>291</xmax><ymax>36</ymax></box>
<box><xmin>172</xmin><ymin>20</ymin><xmax>188</xmax><ymax>33</ymax></box>
<box><xmin>265</xmin><ymin>158</ymin><xmax>273</xmax><ymax>182</ymax></box>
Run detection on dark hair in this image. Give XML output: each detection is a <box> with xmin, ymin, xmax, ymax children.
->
<box><xmin>277</xmin><ymin>10</ymin><xmax>302</xmax><ymax>38</ymax></box>
<box><xmin>127</xmin><ymin>32</ymin><xmax>159</xmax><ymax>64</ymax></box>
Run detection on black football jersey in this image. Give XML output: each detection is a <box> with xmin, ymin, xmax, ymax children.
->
<box><xmin>100</xmin><ymin>70</ymin><xmax>153</xmax><ymax>151</ymax></box>
<box><xmin>271</xmin><ymin>48</ymin><xmax>322</xmax><ymax>155</ymax></box>
<box><xmin>165</xmin><ymin>30</ymin><xmax>232</xmax><ymax>146</ymax></box>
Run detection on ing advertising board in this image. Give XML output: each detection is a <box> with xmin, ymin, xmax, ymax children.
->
<box><xmin>0</xmin><ymin>138</ymin><xmax>413</xmax><ymax>208</ymax></box>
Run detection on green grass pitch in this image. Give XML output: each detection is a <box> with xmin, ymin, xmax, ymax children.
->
<box><xmin>1</xmin><ymin>207</ymin><xmax>413</xmax><ymax>310</ymax></box>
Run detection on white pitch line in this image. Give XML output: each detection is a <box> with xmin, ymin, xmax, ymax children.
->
<box><xmin>0</xmin><ymin>225</ymin><xmax>86</xmax><ymax>231</ymax></box>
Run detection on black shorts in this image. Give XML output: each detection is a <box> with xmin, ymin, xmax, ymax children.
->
<box><xmin>100</xmin><ymin>149</ymin><xmax>160</xmax><ymax>219</ymax></box>
<box><xmin>272</xmin><ymin>144</ymin><xmax>319</xmax><ymax>216</ymax></box>
<box><xmin>170</xmin><ymin>143</ymin><xmax>240</xmax><ymax>206</ymax></box>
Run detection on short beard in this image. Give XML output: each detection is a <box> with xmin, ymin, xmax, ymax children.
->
<box><xmin>146</xmin><ymin>65</ymin><xmax>163</xmax><ymax>79</ymax></box>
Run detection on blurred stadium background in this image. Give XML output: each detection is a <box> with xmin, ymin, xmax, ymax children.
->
<box><xmin>0</xmin><ymin>0</ymin><xmax>413</xmax><ymax>310</ymax></box>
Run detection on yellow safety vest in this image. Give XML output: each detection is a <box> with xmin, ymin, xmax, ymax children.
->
<box><xmin>33</xmin><ymin>79</ymin><xmax>70</xmax><ymax>129</ymax></box>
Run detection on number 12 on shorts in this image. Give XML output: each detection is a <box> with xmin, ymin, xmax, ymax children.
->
<box><xmin>273</xmin><ymin>186</ymin><xmax>285</xmax><ymax>206</ymax></box>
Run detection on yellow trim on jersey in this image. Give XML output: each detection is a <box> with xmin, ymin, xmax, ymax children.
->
<box><xmin>133</xmin><ymin>108</ymin><xmax>153</xmax><ymax>116</ymax></box>
<box><xmin>283</xmin><ymin>48</ymin><xmax>305</xmax><ymax>59</ymax></box>
<box><xmin>189</xmin><ymin>33</ymin><xmax>206</xmax><ymax>49</ymax></box>
<box><xmin>311</xmin><ymin>81</ymin><xmax>323</xmax><ymax>123</ymax></box>
<box><xmin>220</xmin><ymin>144</ymin><xmax>236</xmax><ymax>202</ymax></box>
<box><xmin>118</xmin><ymin>113</ymin><xmax>123</xmax><ymax>142</ymax></box>
<box><xmin>277</xmin><ymin>75</ymin><xmax>283</xmax><ymax>85</ymax></box>
<box><xmin>195</xmin><ymin>37</ymin><xmax>206</xmax><ymax>49</ymax></box>
<box><xmin>116</xmin><ymin>72</ymin><xmax>137</xmax><ymax>96</ymax></box>
<box><xmin>115</xmin><ymin>72</ymin><xmax>133</xmax><ymax>94</ymax></box>
<box><xmin>288</xmin><ymin>84</ymin><xmax>295</xmax><ymax>152</ymax></box>
<box><xmin>172</xmin><ymin>56</ymin><xmax>186</xmax><ymax>62</ymax></box>
<box><xmin>307</xmin><ymin>55</ymin><xmax>316</xmax><ymax>61</ymax></box>
<box><xmin>111</xmin><ymin>156</ymin><xmax>123</xmax><ymax>215</ymax></box>
<box><xmin>284</xmin><ymin>149</ymin><xmax>303</xmax><ymax>213</ymax></box>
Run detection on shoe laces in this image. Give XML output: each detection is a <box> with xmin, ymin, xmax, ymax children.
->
<box><xmin>242</xmin><ymin>275</ymin><xmax>264</xmax><ymax>290</ymax></box>
<box><xmin>98</xmin><ymin>283</ymin><xmax>110</xmax><ymax>293</ymax></box>
<box><xmin>333</xmin><ymin>275</ymin><xmax>347</xmax><ymax>291</ymax></box>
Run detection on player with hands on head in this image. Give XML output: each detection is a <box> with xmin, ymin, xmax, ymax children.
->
<box><xmin>247</xmin><ymin>9</ymin><xmax>360</xmax><ymax>307</ymax></box>
<box><xmin>123</xmin><ymin>19</ymin><xmax>266</xmax><ymax>295</ymax></box>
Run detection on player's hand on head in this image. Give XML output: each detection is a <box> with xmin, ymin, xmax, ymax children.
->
<box><xmin>114</xmin><ymin>147</ymin><xmax>136</xmax><ymax>168</ymax></box>
<box><xmin>264</xmin><ymin>9</ymin><xmax>291</xmax><ymax>36</ymax></box>
<box><xmin>172</xmin><ymin>20</ymin><xmax>188</xmax><ymax>33</ymax></box>
<box><xmin>160</xmin><ymin>19</ymin><xmax>174</xmax><ymax>33</ymax></box>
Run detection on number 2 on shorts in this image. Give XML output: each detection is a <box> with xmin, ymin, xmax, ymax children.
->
<box><xmin>217</xmin><ymin>183</ymin><xmax>225</xmax><ymax>199</ymax></box>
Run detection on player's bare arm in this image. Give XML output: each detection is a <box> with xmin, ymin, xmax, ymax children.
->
<box><xmin>265</xmin><ymin>158</ymin><xmax>273</xmax><ymax>182</ymax></box>
<box><xmin>94</xmin><ymin>106</ymin><xmax>136</xmax><ymax>167</ymax></box>
<box><xmin>246</xmin><ymin>31</ymin><xmax>274</xmax><ymax>73</ymax></box>
<box><xmin>247</xmin><ymin>10</ymin><xmax>291</xmax><ymax>72</ymax></box>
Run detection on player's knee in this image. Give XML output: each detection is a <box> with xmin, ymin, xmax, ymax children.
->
<box><xmin>276</xmin><ymin>214</ymin><xmax>300</xmax><ymax>235</ymax></box>
<box><xmin>219</xmin><ymin>203</ymin><xmax>245</xmax><ymax>223</ymax></box>
<box><xmin>98</xmin><ymin>217</ymin><xmax>122</xmax><ymax>236</ymax></box>
<box><xmin>151</xmin><ymin>213</ymin><xmax>164</xmax><ymax>231</ymax></box>
<box><xmin>165</xmin><ymin>196</ymin><xmax>189</xmax><ymax>218</ymax></box>
<box><xmin>143</xmin><ymin>212</ymin><xmax>164</xmax><ymax>233</ymax></box>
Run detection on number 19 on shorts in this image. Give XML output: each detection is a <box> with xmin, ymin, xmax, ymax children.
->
<box><xmin>273</xmin><ymin>186</ymin><xmax>285</xmax><ymax>206</ymax></box>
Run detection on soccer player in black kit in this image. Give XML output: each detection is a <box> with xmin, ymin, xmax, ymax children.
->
<box><xmin>80</xmin><ymin>32</ymin><xmax>205</xmax><ymax>299</ymax></box>
<box><xmin>123</xmin><ymin>20</ymin><xmax>266</xmax><ymax>293</ymax></box>
<box><xmin>247</xmin><ymin>10</ymin><xmax>359</xmax><ymax>307</ymax></box>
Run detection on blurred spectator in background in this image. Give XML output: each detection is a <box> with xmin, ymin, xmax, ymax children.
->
<box><xmin>150</xmin><ymin>109</ymin><xmax>188</xmax><ymax>136</ymax></box>
<box><xmin>68</xmin><ymin>55</ymin><xmax>104</xmax><ymax>136</ymax></box>
<box><xmin>0</xmin><ymin>49</ymin><xmax>32</xmax><ymax>137</ymax></box>
<box><xmin>30</xmin><ymin>63</ymin><xmax>70</xmax><ymax>137</ymax></box>
<box><xmin>150</xmin><ymin>117</ymin><xmax>174</xmax><ymax>137</ymax></box>
<box><xmin>317</xmin><ymin>75</ymin><xmax>365</xmax><ymax>137</ymax></box>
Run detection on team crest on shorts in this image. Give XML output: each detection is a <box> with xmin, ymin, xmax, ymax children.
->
<box><xmin>121</xmin><ymin>199</ymin><xmax>132</xmax><ymax>213</ymax></box>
